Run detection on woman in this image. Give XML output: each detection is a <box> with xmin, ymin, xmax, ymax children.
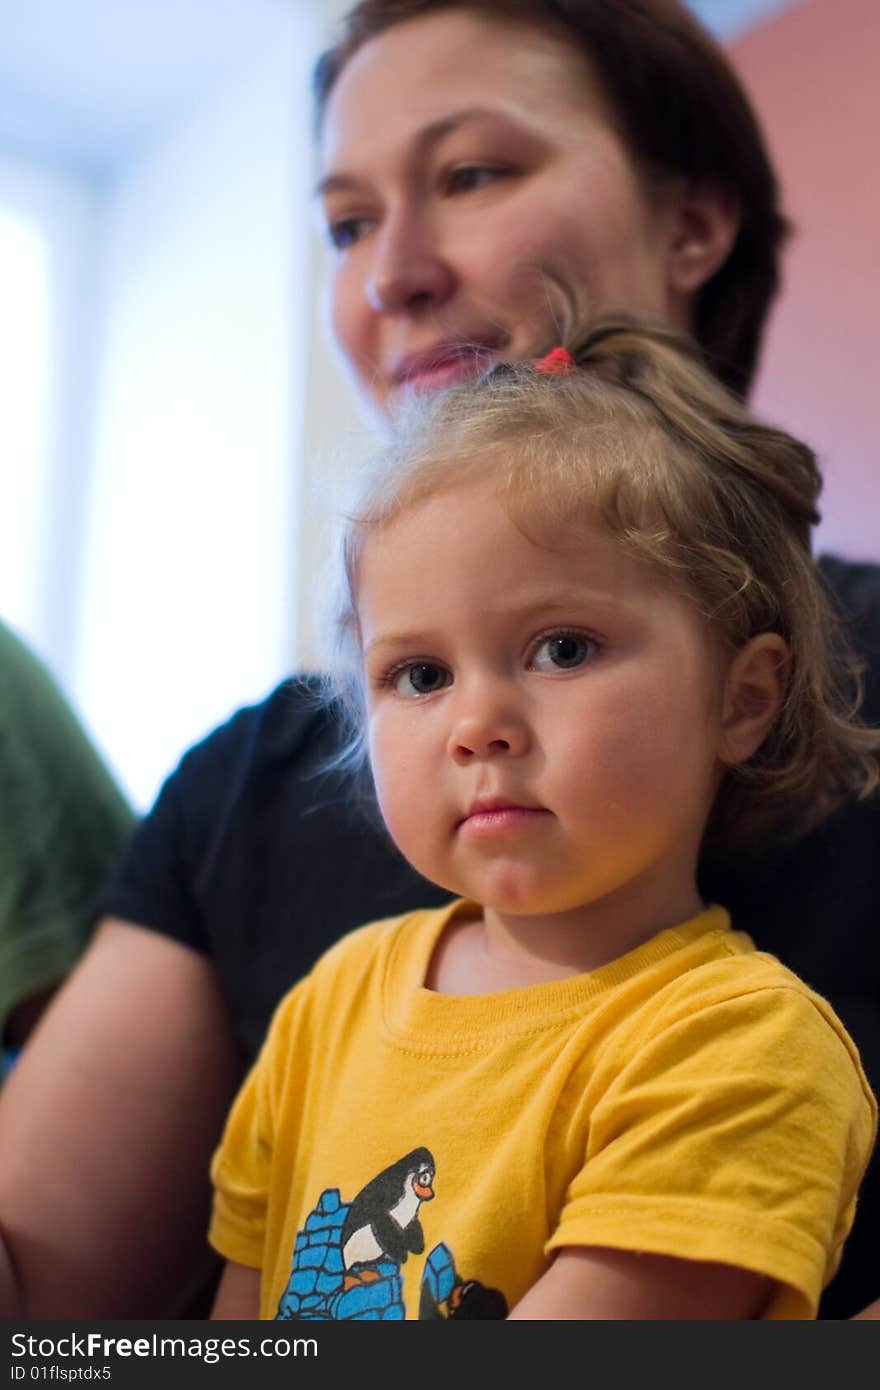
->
<box><xmin>1</xmin><ymin>0</ymin><xmax>877</xmax><ymax>1319</ymax></box>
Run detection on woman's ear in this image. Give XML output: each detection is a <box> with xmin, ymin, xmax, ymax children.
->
<box><xmin>666</xmin><ymin>180</ymin><xmax>741</xmax><ymax>295</ymax></box>
<box><xmin>718</xmin><ymin>633</ymin><xmax>789</xmax><ymax>765</ymax></box>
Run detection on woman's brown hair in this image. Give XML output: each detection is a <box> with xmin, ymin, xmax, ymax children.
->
<box><xmin>325</xmin><ymin>318</ymin><xmax>880</xmax><ymax>853</ymax></box>
<box><xmin>313</xmin><ymin>0</ymin><xmax>789</xmax><ymax>400</ymax></box>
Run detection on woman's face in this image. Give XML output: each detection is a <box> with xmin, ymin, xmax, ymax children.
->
<box><xmin>318</xmin><ymin>9</ymin><xmax>694</xmax><ymax>412</ymax></box>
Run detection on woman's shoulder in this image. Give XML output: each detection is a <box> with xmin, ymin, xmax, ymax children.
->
<box><xmin>173</xmin><ymin>673</ymin><xmax>337</xmax><ymax>774</ymax></box>
<box><xmin>819</xmin><ymin>553</ymin><xmax>880</xmax><ymax>619</ymax></box>
<box><xmin>152</xmin><ymin>673</ymin><xmax>354</xmax><ymax>826</ymax></box>
<box><xmin>819</xmin><ymin>554</ymin><xmax>880</xmax><ymax>720</ymax></box>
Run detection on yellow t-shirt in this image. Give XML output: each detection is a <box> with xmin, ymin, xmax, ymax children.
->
<box><xmin>209</xmin><ymin>901</ymin><xmax>876</xmax><ymax>1320</ymax></box>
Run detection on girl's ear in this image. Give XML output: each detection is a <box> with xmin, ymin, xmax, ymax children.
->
<box><xmin>718</xmin><ymin>633</ymin><xmax>789</xmax><ymax>765</ymax></box>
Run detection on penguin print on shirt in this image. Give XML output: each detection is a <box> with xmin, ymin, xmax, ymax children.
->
<box><xmin>341</xmin><ymin>1147</ymin><xmax>435</xmax><ymax>1272</ymax></box>
<box><xmin>275</xmin><ymin>1148</ymin><xmax>508</xmax><ymax>1321</ymax></box>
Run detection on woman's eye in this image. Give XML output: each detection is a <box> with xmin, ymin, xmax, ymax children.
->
<box><xmin>392</xmin><ymin>662</ymin><xmax>452</xmax><ymax>698</ymax></box>
<box><xmin>445</xmin><ymin>165</ymin><xmax>507</xmax><ymax>194</ymax></box>
<box><xmin>530</xmin><ymin>634</ymin><xmax>596</xmax><ymax>673</ymax></box>
<box><xmin>326</xmin><ymin>215</ymin><xmax>372</xmax><ymax>251</ymax></box>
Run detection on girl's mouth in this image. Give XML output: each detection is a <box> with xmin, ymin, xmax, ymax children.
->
<box><xmin>458</xmin><ymin>802</ymin><xmax>552</xmax><ymax>837</ymax></box>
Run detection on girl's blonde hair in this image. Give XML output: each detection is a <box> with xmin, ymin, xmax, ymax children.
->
<box><xmin>323</xmin><ymin>317</ymin><xmax>880</xmax><ymax>852</ymax></box>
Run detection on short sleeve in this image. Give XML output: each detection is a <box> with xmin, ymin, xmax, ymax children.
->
<box><xmin>208</xmin><ymin>980</ymin><xmax>307</xmax><ymax>1269</ymax></box>
<box><xmin>0</xmin><ymin>622</ymin><xmax>133</xmax><ymax>1034</ymax></box>
<box><xmin>95</xmin><ymin>758</ymin><xmax>207</xmax><ymax>953</ymax></box>
<box><xmin>548</xmin><ymin>984</ymin><xmax>877</xmax><ymax>1319</ymax></box>
<box><xmin>95</xmin><ymin>677</ymin><xmax>333</xmax><ymax>962</ymax></box>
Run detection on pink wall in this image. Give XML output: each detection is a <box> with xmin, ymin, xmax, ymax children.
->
<box><xmin>730</xmin><ymin>0</ymin><xmax>879</xmax><ymax>560</ymax></box>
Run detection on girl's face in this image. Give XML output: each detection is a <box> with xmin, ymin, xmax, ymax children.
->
<box><xmin>318</xmin><ymin>10</ymin><xmax>699</xmax><ymax>412</ymax></box>
<box><xmin>358</xmin><ymin>476</ymin><xmax>725</xmax><ymax>952</ymax></box>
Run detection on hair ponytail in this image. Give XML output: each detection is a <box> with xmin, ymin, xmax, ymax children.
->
<box><xmin>568</xmin><ymin>317</ymin><xmax>822</xmax><ymax>546</ymax></box>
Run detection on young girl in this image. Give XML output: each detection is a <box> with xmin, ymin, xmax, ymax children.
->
<box><xmin>208</xmin><ymin>321</ymin><xmax>878</xmax><ymax>1321</ymax></box>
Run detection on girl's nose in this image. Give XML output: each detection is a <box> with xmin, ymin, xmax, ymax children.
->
<box><xmin>447</xmin><ymin>691</ymin><xmax>531</xmax><ymax>764</ymax></box>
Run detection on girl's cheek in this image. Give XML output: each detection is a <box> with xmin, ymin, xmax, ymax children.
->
<box><xmin>368</xmin><ymin>714</ymin><xmax>407</xmax><ymax>791</ymax></box>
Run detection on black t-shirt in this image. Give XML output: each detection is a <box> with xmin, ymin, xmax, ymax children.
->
<box><xmin>97</xmin><ymin>554</ymin><xmax>880</xmax><ymax>1319</ymax></box>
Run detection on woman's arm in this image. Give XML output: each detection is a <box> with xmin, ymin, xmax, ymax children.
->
<box><xmin>0</xmin><ymin>918</ymin><xmax>242</xmax><ymax>1318</ymax></box>
<box><xmin>211</xmin><ymin>1261</ymin><xmax>261</xmax><ymax>1319</ymax></box>
<box><xmin>853</xmin><ymin>1297</ymin><xmax>880</xmax><ymax>1319</ymax></box>
<box><xmin>508</xmin><ymin>1247</ymin><xmax>772</xmax><ymax>1320</ymax></box>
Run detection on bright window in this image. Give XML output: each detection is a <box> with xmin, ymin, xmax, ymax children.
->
<box><xmin>0</xmin><ymin>209</ymin><xmax>50</xmax><ymax>636</ymax></box>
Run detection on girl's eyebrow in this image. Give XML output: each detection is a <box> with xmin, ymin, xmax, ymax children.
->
<box><xmin>363</xmin><ymin>632</ymin><xmax>438</xmax><ymax>661</ymax></box>
<box><xmin>362</xmin><ymin>590</ymin><xmax>634</xmax><ymax>659</ymax></box>
<box><xmin>314</xmin><ymin>105</ymin><xmax>529</xmax><ymax>199</ymax></box>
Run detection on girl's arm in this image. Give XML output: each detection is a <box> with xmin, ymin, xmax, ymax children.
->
<box><xmin>211</xmin><ymin>1261</ymin><xmax>261</xmax><ymax>1319</ymax></box>
<box><xmin>508</xmin><ymin>1247</ymin><xmax>772</xmax><ymax>1320</ymax></box>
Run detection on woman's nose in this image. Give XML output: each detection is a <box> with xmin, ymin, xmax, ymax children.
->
<box><xmin>366</xmin><ymin>207</ymin><xmax>456</xmax><ymax>315</ymax></box>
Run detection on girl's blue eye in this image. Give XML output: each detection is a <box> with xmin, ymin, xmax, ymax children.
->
<box><xmin>392</xmin><ymin>662</ymin><xmax>452</xmax><ymax>698</ymax></box>
<box><xmin>530</xmin><ymin>634</ymin><xmax>595</xmax><ymax>673</ymax></box>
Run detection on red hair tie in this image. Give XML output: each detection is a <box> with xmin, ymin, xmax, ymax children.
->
<box><xmin>535</xmin><ymin>346</ymin><xmax>575</xmax><ymax>375</ymax></box>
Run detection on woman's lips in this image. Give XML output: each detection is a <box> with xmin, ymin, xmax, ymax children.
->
<box><xmin>392</xmin><ymin>340</ymin><xmax>501</xmax><ymax>393</ymax></box>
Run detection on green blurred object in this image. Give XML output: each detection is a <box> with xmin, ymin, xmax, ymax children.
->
<box><xmin>0</xmin><ymin>619</ymin><xmax>134</xmax><ymax>1043</ymax></box>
